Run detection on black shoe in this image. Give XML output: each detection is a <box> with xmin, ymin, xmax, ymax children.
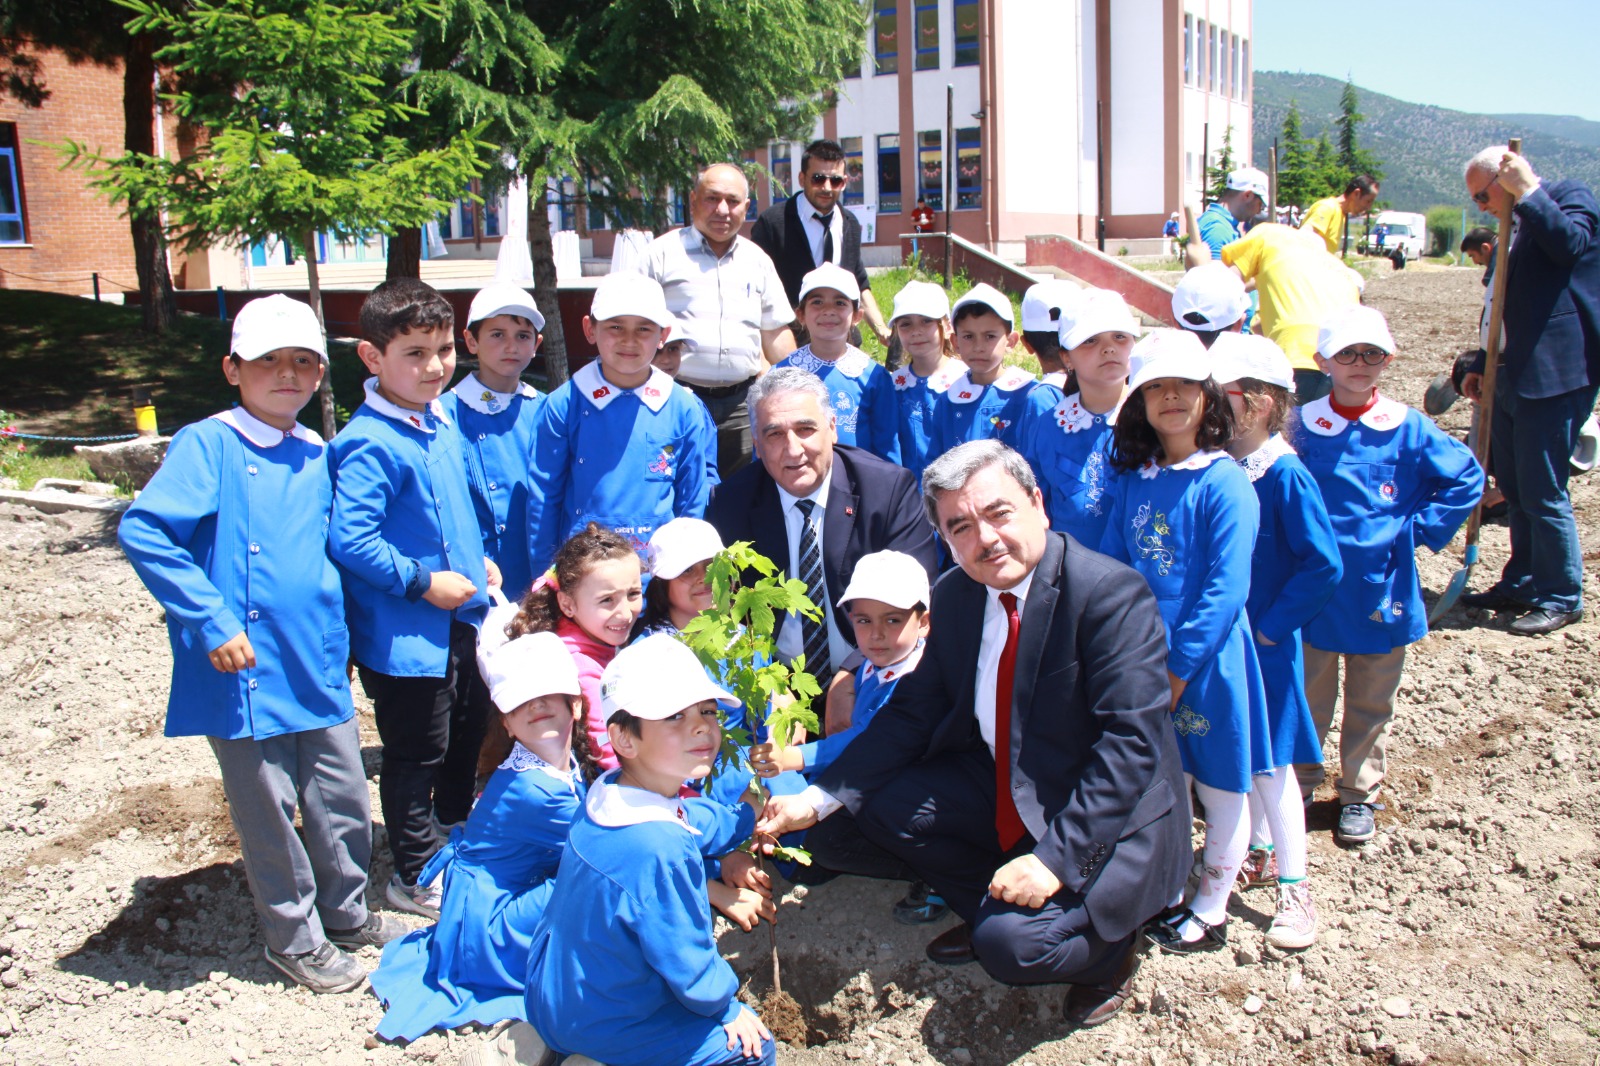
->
<box><xmin>1143</xmin><ymin>909</ymin><xmax>1227</xmax><ymax>954</ymax></box>
<box><xmin>1510</xmin><ymin>607</ymin><xmax>1584</xmax><ymax>636</ymax></box>
<box><xmin>1062</xmin><ymin>942</ymin><xmax>1142</xmax><ymax>1029</ymax></box>
<box><xmin>1459</xmin><ymin>589</ymin><xmax>1525</xmax><ymax>612</ymax></box>
<box><xmin>925</xmin><ymin>923</ymin><xmax>976</xmax><ymax>965</ymax></box>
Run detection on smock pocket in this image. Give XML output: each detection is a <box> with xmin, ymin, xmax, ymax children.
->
<box><xmin>1366</xmin><ymin>463</ymin><xmax>1400</xmax><ymax>509</ymax></box>
<box><xmin>323</xmin><ymin>624</ymin><xmax>351</xmax><ymax>689</ymax></box>
<box><xmin>642</xmin><ymin>433</ymin><xmax>683</xmax><ymax>482</ymax></box>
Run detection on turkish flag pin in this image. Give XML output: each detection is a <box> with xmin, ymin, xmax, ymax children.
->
<box><xmin>845</xmin><ymin>507</ymin><xmax>854</xmax><ymax>516</ymax></box>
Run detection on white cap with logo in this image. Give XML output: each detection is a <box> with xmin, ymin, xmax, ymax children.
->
<box><xmin>478</xmin><ymin>631</ymin><xmax>582</xmax><ymax>714</ymax></box>
<box><xmin>1021</xmin><ymin>280</ymin><xmax>1084</xmax><ymax>334</ymax></box>
<box><xmin>1128</xmin><ymin>329</ymin><xmax>1213</xmax><ymax>391</ymax></box>
<box><xmin>1209</xmin><ymin>332</ymin><xmax>1294</xmax><ymax>390</ymax></box>
<box><xmin>646</xmin><ymin>518</ymin><xmax>725</xmax><ymax>581</ymax></box>
<box><xmin>231</xmin><ymin>294</ymin><xmax>327</xmax><ymax>361</ymax></box>
<box><xmin>1171</xmin><ymin>263</ymin><xmax>1249</xmax><ymax>332</ymax></box>
<box><xmin>1317</xmin><ymin>304</ymin><xmax>1395</xmax><ymax>359</ymax></box>
<box><xmin>600</xmin><ymin>633</ymin><xmax>739</xmax><ymax>722</ymax></box>
<box><xmin>1061</xmin><ymin>288</ymin><xmax>1141</xmax><ymax>351</ymax></box>
<box><xmin>468</xmin><ymin>282</ymin><xmax>545</xmax><ymax>331</ymax></box>
<box><xmin>591</xmin><ymin>272</ymin><xmax>674</xmax><ymax>329</ymax></box>
<box><xmin>950</xmin><ymin>283</ymin><xmax>1014</xmax><ymax>327</ymax></box>
<box><xmin>835</xmin><ymin>550</ymin><xmax>931</xmax><ymax>610</ymax></box>
<box><xmin>798</xmin><ymin>262</ymin><xmax>862</xmax><ymax>304</ymax></box>
<box><xmin>891</xmin><ymin>280</ymin><xmax>951</xmax><ymax>323</ymax></box>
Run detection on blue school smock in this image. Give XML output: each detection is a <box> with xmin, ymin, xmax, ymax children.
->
<box><xmin>527</xmin><ymin>363</ymin><xmax>711</xmax><ymax>573</ymax></box>
<box><xmin>1295</xmin><ymin>395</ymin><xmax>1483</xmax><ymax>655</ymax></box>
<box><xmin>1235</xmin><ymin>435</ymin><xmax>1342</xmax><ymax>768</ymax></box>
<box><xmin>929</xmin><ymin>366</ymin><xmax>1061</xmax><ymax>461</ymax></box>
<box><xmin>440</xmin><ymin>373</ymin><xmax>544</xmax><ymax>600</ymax></box>
<box><xmin>889</xmin><ymin>359</ymin><xmax>965</xmax><ymax>476</ymax></box>
<box><xmin>370</xmin><ymin>744</ymin><xmax>584</xmax><ymax>1042</ymax></box>
<box><xmin>774</xmin><ymin>345</ymin><xmax>902</xmax><ymax>464</ymax></box>
<box><xmin>527</xmin><ymin>775</ymin><xmax>756</xmax><ymax>1066</ymax></box>
<box><xmin>1100</xmin><ymin>451</ymin><xmax>1272</xmax><ymax>793</ymax></box>
<box><xmin>798</xmin><ymin>641</ymin><xmax>923</xmax><ymax>777</ymax></box>
<box><xmin>328</xmin><ymin>379</ymin><xmax>490</xmax><ymax>678</ymax></box>
<box><xmin>692</xmin><ymin>393</ymin><xmax>722</xmax><ymax>491</ymax></box>
<box><xmin>1023</xmin><ymin>390</ymin><xmax>1127</xmax><ymax>550</ymax></box>
<box><xmin>118</xmin><ymin>408</ymin><xmax>353</xmax><ymax>740</ymax></box>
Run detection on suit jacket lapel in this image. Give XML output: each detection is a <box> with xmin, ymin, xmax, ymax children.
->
<box><xmin>752</xmin><ymin>473</ymin><xmax>790</xmax><ymax>633</ymax></box>
<box><xmin>1011</xmin><ymin>533</ymin><xmax>1065</xmax><ymax>752</ymax></box>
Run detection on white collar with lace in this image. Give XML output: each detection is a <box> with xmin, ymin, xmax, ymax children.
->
<box><xmin>573</xmin><ymin>361</ymin><xmax>673</xmax><ymax>414</ymax></box>
<box><xmin>948</xmin><ymin>365</ymin><xmax>1036</xmax><ymax>404</ymax></box>
<box><xmin>891</xmin><ymin>359</ymin><xmax>965</xmax><ymax>392</ymax></box>
<box><xmin>1138</xmin><ymin>448</ymin><xmax>1230</xmax><ymax>479</ymax></box>
<box><xmin>361</xmin><ymin>376</ymin><xmax>451</xmax><ymax>433</ymax></box>
<box><xmin>499</xmin><ymin>742</ymin><xmax>581</xmax><ymax>787</ymax></box>
<box><xmin>210</xmin><ymin>407</ymin><xmax>322</xmax><ymax>449</ymax></box>
<box><xmin>1300</xmin><ymin>394</ymin><xmax>1410</xmax><ymax>437</ymax></box>
<box><xmin>786</xmin><ymin>344</ymin><xmax>873</xmax><ymax>380</ymax></box>
<box><xmin>1052</xmin><ymin>391</ymin><xmax>1125</xmax><ymax>434</ymax></box>
<box><xmin>1235</xmin><ymin>433</ymin><xmax>1296</xmax><ymax>482</ymax></box>
<box><xmin>452</xmin><ymin>372</ymin><xmax>538</xmax><ymax>415</ymax></box>
<box><xmin>584</xmin><ymin>769</ymin><xmax>700</xmax><ymax>835</ymax></box>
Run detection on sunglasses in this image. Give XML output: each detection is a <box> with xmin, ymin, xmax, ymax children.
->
<box><xmin>809</xmin><ymin>173</ymin><xmax>849</xmax><ymax>189</ymax></box>
<box><xmin>1471</xmin><ymin>172</ymin><xmax>1500</xmax><ymax>207</ymax></box>
<box><xmin>1331</xmin><ymin>346</ymin><xmax>1390</xmax><ymax>365</ymax></box>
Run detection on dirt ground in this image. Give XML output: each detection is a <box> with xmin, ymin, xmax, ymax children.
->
<box><xmin>0</xmin><ymin>265</ymin><xmax>1596</xmax><ymax>1066</ymax></box>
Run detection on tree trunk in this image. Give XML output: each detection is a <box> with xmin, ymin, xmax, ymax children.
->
<box><xmin>123</xmin><ymin>35</ymin><xmax>177</xmax><ymax>334</ymax></box>
<box><xmin>528</xmin><ymin>179</ymin><xmax>570</xmax><ymax>388</ymax></box>
<box><xmin>304</xmin><ymin>229</ymin><xmax>338</xmax><ymax>439</ymax></box>
<box><xmin>386</xmin><ymin>227</ymin><xmax>422</xmax><ymax>280</ymax></box>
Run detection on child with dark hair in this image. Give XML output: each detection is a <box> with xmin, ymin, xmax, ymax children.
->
<box><xmin>929</xmin><ymin>283</ymin><xmax>1062</xmax><ymax>459</ymax></box>
<box><xmin>1100</xmin><ymin>329</ymin><xmax>1271</xmax><ymax>955</ymax></box>
<box><xmin>1019</xmin><ymin>280</ymin><xmax>1081</xmax><ymax>390</ymax></box>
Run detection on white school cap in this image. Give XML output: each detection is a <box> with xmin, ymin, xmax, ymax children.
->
<box><xmin>1171</xmin><ymin>263</ymin><xmax>1249</xmax><ymax>332</ymax></box>
<box><xmin>798</xmin><ymin>262</ymin><xmax>861</xmax><ymax>304</ymax></box>
<box><xmin>950</xmin><ymin>282</ymin><xmax>1013</xmax><ymax>327</ymax></box>
<box><xmin>1127</xmin><ymin>329</ymin><xmax>1213</xmax><ymax>391</ymax></box>
<box><xmin>590</xmin><ymin>272</ymin><xmax>673</xmax><ymax>328</ymax></box>
<box><xmin>1061</xmin><ymin>288</ymin><xmax>1141</xmax><ymax>351</ymax></box>
<box><xmin>835</xmin><ymin>550</ymin><xmax>930</xmax><ymax>611</ymax></box>
<box><xmin>1226</xmin><ymin>167</ymin><xmax>1270</xmax><ymax>199</ymax></box>
<box><xmin>1317</xmin><ymin>304</ymin><xmax>1395</xmax><ymax>359</ymax></box>
<box><xmin>231</xmin><ymin>294</ymin><xmax>327</xmax><ymax>362</ymax></box>
<box><xmin>891</xmin><ymin>280</ymin><xmax>950</xmax><ymax>323</ymax></box>
<box><xmin>646</xmin><ymin>517</ymin><xmax>725</xmax><ymax>580</ymax></box>
<box><xmin>1209</xmin><ymin>332</ymin><xmax>1295</xmax><ymax>390</ymax></box>
<box><xmin>479</xmin><ymin>632</ymin><xmax>582</xmax><ymax>714</ymax></box>
<box><xmin>600</xmin><ymin>632</ymin><xmax>738</xmax><ymax>721</ymax></box>
<box><xmin>468</xmin><ymin>282</ymin><xmax>545</xmax><ymax>331</ymax></box>
<box><xmin>1020</xmin><ymin>280</ymin><xmax>1083</xmax><ymax>333</ymax></box>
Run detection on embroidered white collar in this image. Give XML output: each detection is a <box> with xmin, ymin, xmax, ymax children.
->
<box><xmin>787</xmin><ymin>344</ymin><xmax>873</xmax><ymax>380</ymax></box>
<box><xmin>499</xmin><ymin>742</ymin><xmax>580</xmax><ymax>787</ymax></box>
<box><xmin>211</xmin><ymin>407</ymin><xmax>321</xmax><ymax>449</ymax></box>
<box><xmin>866</xmin><ymin>639</ymin><xmax>925</xmax><ymax>684</ymax></box>
<box><xmin>1052</xmin><ymin>390</ymin><xmax>1125</xmax><ymax>434</ymax></box>
<box><xmin>1138</xmin><ymin>448</ymin><xmax>1230</xmax><ymax>479</ymax></box>
<box><xmin>361</xmin><ymin>377</ymin><xmax>451</xmax><ymax>433</ymax></box>
<box><xmin>573</xmin><ymin>361</ymin><xmax>673</xmax><ymax>414</ymax></box>
<box><xmin>585</xmin><ymin>769</ymin><xmax>700</xmax><ymax>835</ymax></box>
<box><xmin>1300</xmin><ymin>394</ymin><xmax>1409</xmax><ymax>437</ymax></box>
<box><xmin>948</xmin><ymin>365</ymin><xmax>1036</xmax><ymax>404</ymax></box>
<box><xmin>1235</xmin><ymin>433</ymin><xmax>1296</xmax><ymax>482</ymax></box>
<box><xmin>452</xmin><ymin>372</ymin><xmax>537</xmax><ymax>415</ymax></box>
<box><xmin>891</xmin><ymin>360</ymin><xmax>966</xmax><ymax>392</ymax></box>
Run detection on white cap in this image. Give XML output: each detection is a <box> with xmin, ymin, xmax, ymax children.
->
<box><xmin>1226</xmin><ymin>167</ymin><xmax>1270</xmax><ymax>199</ymax></box>
<box><xmin>468</xmin><ymin>282</ymin><xmax>545</xmax><ymax>331</ymax></box>
<box><xmin>1128</xmin><ymin>329</ymin><xmax>1212</xmax><ymax>391</ymax></box>
<box><xmin>798</xmin><ymin>262</ymin><xmax>861</xmax><ymax>304</ymax></box>
<box><xmin>646</xmin><ymin>517</ymin><xmax>725</xmax><ymax>580</ymax></box>
<box><xmin>590</xmin><ymin>272</ymin><xmax>673</xmax><ymax>328</ymax></box>
<box><xmin>479</xmin><ymin>632</ymin><xmax>582</xmax><ymax>714</ymax></box>
<box><xmin>600</xmin><ymin>633</ymin><xmax>738</xmax><ymax>721</ymax></box>
<box><xmin>1171</xmin><ymin>264</ymin><xmax>1249</xmax><ymax>331</ymax></box>
<box><xmin>1020</xmin><ymin>280</ymin><xmax>1083</xmax><ymax>333</ymax></box>
<box><xmin>231</xmin><ymin>294</ymin><xmax>326</xmax><ymax>361</ymax></box>
<box><xmin>1209</xmin><ymin>332</ymin><xmax>1294</xmax><ymax>390</ymax></box>
<box><xmin>951</xmin><ymin>282</ymin><xmax>1013</xmax><ymax>327</ymax></box>
<box><xmin>1317</xmin><ymin>304</ymin><xmax>1395</xmax><ymax>359</ymax></box>
<box><xmin>1061</xmin><ymin>289</ymin><xmax>1141</xmax><ymax>351</ymax></box>
<box><xmin>835</xmin><ymin>550</ymin><xmax>931</xmax><ymax>611</ymax></box>
<box><xmin>891</xmin><ymin>280</ymin><xmax>950</xmax><ymax>322</ymax></box>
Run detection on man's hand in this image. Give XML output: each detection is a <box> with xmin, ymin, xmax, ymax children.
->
<box><xmin>748</xmin><ymin>741</ymin><xmax>804</xmax><ymax>778</ymax></box>
<box><xmin>723</xmin><ymin>1005</ymin><xmax>771</xmax><ymax>1059</ymax></box>
<box><xmin>1498</xmin><ymin>151</ymin><xmax>1539</xmax><ymax>200</ymax></box>
<box><xmin>208</xmin><ymin>632</ymin><xmax>256</xmax><ymax>673</ymax></box>
<box><xmin>709</xmin><ymin>880</ymin><xmax>776</xmax><ymax>932</ymax></box>
<box><xmin>825</xmin><ymin>668</ymin><xmax>856</xmax><ymax>735</ymax></box>
<box><xmin>484</xmin><ymin>558</ymin><xmax>502</xmax><ymax>589</ymax></box>
<box><xmin>720</xmin><ymin>850</ymin><xmax>773</xmax><ymax>896</ymax></box>
<box><xmin>423</xmin><ymin>571</ymin><xmax>477</xmax><ymax>609</ymax></box>
<box><xmin>756</xmin><ymin>794</ymin><xmax>819</xmax><ymax>838</ymax></box>
<box><xmin>1462</xmin><ymin>371</ymin><xmax>1484</xmax><ymax>403</ymax></box>
<box><xmin>988</xmin><ymin>853</ymin><xmax>1063</xmax><ymax>909</ymax></box>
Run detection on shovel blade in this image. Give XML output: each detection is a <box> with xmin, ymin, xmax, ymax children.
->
<box><xmin>1430</xmin><ymin>564</ymin><xmax>1471</xmax><ymax>625</ymax></box>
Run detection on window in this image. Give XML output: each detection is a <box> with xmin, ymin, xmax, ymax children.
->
<box><xmin>1195</xmin><ymin>21</ymin><xmax>1206</xmax><ymax>90</ymax></box>
<box><xmin>0</xmin><ymin>124</ymin><xmax>24</xmax><ymax>245</ymax></box>
<box><xmin>914</xmin><ymin>0</ymin><xmax>940</xmax><ymax>70</ymax></box>
<box><xmin>877</xmin><ymin>134</ymin><xmax>902</xmax><ymax>214</ymax></box>
<box><xmin>1183</xmin><ymin>15</ymin><xmax>1193</xmax><ymax>86</ymax></box>
<box><xmin>955</xmin><ymin>127</ymin><xmax>982</xmax><ymax>210</ymax></box>
<box><xmin>553</xmin><ymin>175</ymin><xmax>579</xmax><ymax>232</ymax></box>
<box><xmin>918</xmin><ymin>130</ymin><xmax>943</xmax><ymax>212</ymax></box>
<box><xmin>1220</xmin><ymin>31</ymin><xmax>1230</xmax><ymax>98</ymax></box>
<box><xmin>770</xmin><ymin>142</ymin><xmax>792</xmax><ymax>202</ymax></box>
<box><xmin>1208</xmin><ymin>24</ymin><xmax>1218</xmax><ymax>93</ymax></box>
<box><xmin>1240</xmin><ymin>39</ymin><xmax>1250</xmax><ymax>100</ymax></box>
<box><xmin>874</xmin><ymin>0</ymin><xmax>898</xmax><ymax>75</ymax></box>
<box><xmin>953</xmin><ymin>0</ymin><xmax>979</xmax><ymax>67</ymax></box>
<box><xmin>841</xmin><ymin>137</ymin><xmax>865</xmax><ymax>206</ymax></box>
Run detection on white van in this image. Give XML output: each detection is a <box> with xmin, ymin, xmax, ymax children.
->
<box><xmin>1364</xmin><ymin>211</ymin><xmax>1428</xmax><ymax>264</ymax></box>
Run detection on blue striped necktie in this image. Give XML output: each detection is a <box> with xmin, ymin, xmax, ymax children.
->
<box><xmin>794</xmin><ymin>499</ymin><xmax>831</xmax><ymax>679</ymax></box>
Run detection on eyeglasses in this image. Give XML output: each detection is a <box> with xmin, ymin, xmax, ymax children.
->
<box><xmin>1471</xmin><ymin>173</ymin><xmax>1500</xmax><ymax>207</ymax></box>
<box><xmin>1331</xmin><ymin>346</ymin><xmax>1390</xmax><ymax>365</ymax></box>
<box><xmin>808</xmin><ymin>173</ymin><xmax>849</xmax><ymax>189</ymax></box>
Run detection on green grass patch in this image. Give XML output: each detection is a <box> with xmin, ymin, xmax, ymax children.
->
<box><xmin>862</xmin><ymin>260</ymin><xmax>1039</xmax><ymax>375</ymax></box>
<box><xmin>0</xmin><ymin>449</ymin><xmax>101</xmax><ymax>491</ymax></box>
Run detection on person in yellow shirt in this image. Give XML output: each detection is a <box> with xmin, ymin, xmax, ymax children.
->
<box><xmin>1221</xmin><ymin>224</ymin><xmax>1363</xmax><ymax>403</ymax></box>
<box><xmin>1300</xmin><ymin>175</ymin><xmax>1379</xmax><ymax>256</ymax></box>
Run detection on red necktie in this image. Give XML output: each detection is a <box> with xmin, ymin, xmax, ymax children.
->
<box><xmin>994</xmin><ymin>591</ymin><xmax>1026</xmax><ymax>850</ymax></box>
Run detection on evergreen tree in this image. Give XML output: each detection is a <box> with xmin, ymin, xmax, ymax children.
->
<box><xmin>1275</xmin><ymin>100</ymin><xmax>1315</xmax><ymax>208</ymax></box>
<box><xmin>1311</xmin><ymin>133</ymin><xmax>1344</xmax><ymax>198</ymax></box>
<box><xmin>1335</xmin><ymin>78</ymin><xmax>1384</xmax><ymax>181</ymax></box>
<box><xmin>1205</xmin><ymin>125</ymin><xmax>1237</xmax><ymax>202</ymax></box>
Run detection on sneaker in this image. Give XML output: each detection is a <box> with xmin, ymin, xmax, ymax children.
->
<box><xmin>263</xmin><ymin>941</ymin><xmax>366</xmax><ymax>994</ymax></box>
<box><xmin>1266</xmin><ymin>881</ymin><xmax>1318</xmax><ymax>950</ymax></box>
<box><xmin>325</xmin><ymin>911</ymin><xmax>409</xmax><ymax>951</ymax></box>
<box><xmin>1235</xmin><ymin>846</ymin><xmax>1279</xmax><ymax>889</ymax></box>
<box><xmin>386</xmin><ymin>873</ymin><xmax>443</xmax><ymax>920</ymax></box>
<box><xmin>892</xmin><ymin>881</ymin><xmax>950</xmax><ymax>925</ymax></box>
<box><xmin>1336</xmin><ymin>803</ymin><xmax>1377</xmax><ymax>844</ymax></box>
<box><xmin>457</xmin><ymin>1021</ymin><xmax>553</xmax><ymax>1066</ymax></box>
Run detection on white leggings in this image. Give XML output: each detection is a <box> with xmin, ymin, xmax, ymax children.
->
<box><xmin>1248</xmin><ymin>767</ymin><xmax>1310</xmax><ymax>881</ymax></box>
<box><xmin>1186</xmin><ymin>776</ymin><xmax>1249</xmax><ymax>927</ymax></box>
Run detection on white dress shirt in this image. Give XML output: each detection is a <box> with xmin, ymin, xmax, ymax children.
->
<box><xmin>773</xmin><ymin>468</ymin><xmax>850</xmax><ymax>671</ymax></box>
<box><xmin>799</xmin><ymin>198</ymin><xmax>844</xmax><ymax>268</ymax></box>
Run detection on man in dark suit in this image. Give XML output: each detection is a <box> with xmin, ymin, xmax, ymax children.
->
<box><xmin>1460</xmin><ymin>147</ymin><xmax>1600</xmax><ymax>635</ymax></box>
<box><xmin>758</xmin><ymin>441</ymin><xmax>1188</xmax><ymax>1029</ymax></box>
<box><xmin>750</xmin><ymin>138</ymin><xmax>893</xmax><ymax>348</ymax></box>
<box><xmin>705</xmin><ymin>367</ymin><xmax>938</xmax><ymax>685</ymax></box>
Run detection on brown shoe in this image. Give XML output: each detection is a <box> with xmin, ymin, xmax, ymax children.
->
<box><xmin>1062</xmin><ymin>942</ymin><xmax>1141</xmax><ymax>1029</ymax></box>
<box><xmin>924</xmin><ymin>923</ymin><xmax>976</xmax><ymax>965</ymax></box>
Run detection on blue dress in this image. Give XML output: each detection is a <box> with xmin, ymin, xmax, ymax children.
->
<box><xmin>928</xmin><ymin>365</ymin><xmax>1060</xmax><ymax>461</ymax></box>
<box><xmin>1022</xmin><ymin>390</ymin><xmax>1127</xmax><ymax>551</ymax></box>
<box><xmin>369</xmin><ymin>745</ymin><xmax>584</xmax><ymax>1041</ymax></box>
<box><xmin>888</xmin><ymin>359</ymin><xmax>965</xmax><ymax>477</ymax></box>
<box><xmin>773</xmin><ymin>345</ymin><xmax>901</xmax><ymax>464</ymax></box>
<box><xmin>1235</xmin><ymin>436</ymin><xmax>1342</xmax><ymax>769</ymax></box>
<box><xmin>1100</xmin><ymin>450</ymin><xmax>1272</xmax><ymax>792</ymax></box>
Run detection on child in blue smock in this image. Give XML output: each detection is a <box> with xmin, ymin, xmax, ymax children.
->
<box><xmin>1099</xmin><ymin>329</ymin><xmax>1271</xmax><ymax>955</ymax></box>
<box><xmin>1018</xmin><ymin>279</ymin><xmax>1082</xmax><ymax>391</ymax></box>
<box><xmin>930</xmin><ymin>283</ymin><xmax>1062</xmax><ymax>460</ymax></box>
<box><xmin>120</xmin><ymin>295</ymin><xmax>402</xmax><ymax>994</ymax></box>
<box><xmin>886</xmin><ymin>280</ymin><xmax>964</xmax><ymax>477</ymax></box>
<box><xmin>370</xmin><ymin>631</ymin><xmax>595</xmax><ymax>1042</ymax></box>
<box><xmin>1215</xmin><ymin>333</ymin><xmax>1343</xmax><ymax>951</ymax></box>
<box><xmin>775</xmin><ymin>263</ymin><xmax>901</xmax><ymax>463</ymax></box>
<box><xmin>1293</xmin><ymin>306</ymin><xmax>1481</xmax><ymax>845</ymax></box>
<box><xmin>329</xmin><ymin>279</ymin><xmax>494</xmax><ymax>921</ymax></box>
<box><xmin>1023</xmin><ymin>288</ymin><xmax>1141</xmax><ymax>548</ymax></box>
<box><xmin>526</xmin><ymin>634</ymin><xmax>776</xmax><ymax>1066</ymax></box>
<box><xmin>441</xmin><ymin>283</ymin><xmax>546</xmax><ymax>599</ymax></box>
<box><xmin>526</xmin><ymin>272</ymin><xmax>712</xmax><ymax>572</ymax></box>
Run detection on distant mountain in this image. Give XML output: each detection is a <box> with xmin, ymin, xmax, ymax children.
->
<box><xmin>1252</xmin><ymin>72</ymin><xmax>1600</xmax><ymax>212</ymax></box>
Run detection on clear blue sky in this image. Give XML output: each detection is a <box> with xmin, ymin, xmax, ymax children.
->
<box><xmin>1254</xmin><ymin>0</ymin><xmax>1600</xmax><ymax>122</ymax></box>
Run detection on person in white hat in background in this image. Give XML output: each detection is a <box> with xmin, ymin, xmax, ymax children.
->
<box><xmin>1100</xmin><ymin>328</ymin><xmax>1272</xmax><ymax>956</ymax></box>
<box><xmin>1171</xmin><ymin>262</ymin><xmax>1251</xmax><ymax>348</ymax></box>
<box><xmin>369</xmin><ymin>631</ymin><xmax>595</xmax><ymax>1043</ymax></box>
<box><xmin>1212</xmin><ymin>332</ymin><xmax>1342</xmax><ymax>950</ymax></box>
<box><xmin>886</xmin><ymin>279</ymin><xmax>965</xmax><ymax>476</ymax></box>
<box><xmin>1190</xmin><ymin>166</ymin><xmax>1269</xmax><ymax>264</ymax></box>
<box><xmin>1019</xmin><ymin>279</ymin><xmax>1084</xmax><ymax>392</ymax></box>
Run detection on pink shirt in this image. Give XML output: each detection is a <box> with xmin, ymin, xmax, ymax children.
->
<box><xmin>557</xmin><ymin>617</ymin><xmax>620</xmax><ymax>770</ymax></box>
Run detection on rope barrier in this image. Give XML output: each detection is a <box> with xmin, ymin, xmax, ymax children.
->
<box><xmin>0</xmin><ymin>265</ymin><xmax>139</xmax><ymax>290</ymax></box>
<box><xmin>1</xmin><ymin>430</ymin><xmax>139</xmax><ymax>443</ymax></box>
